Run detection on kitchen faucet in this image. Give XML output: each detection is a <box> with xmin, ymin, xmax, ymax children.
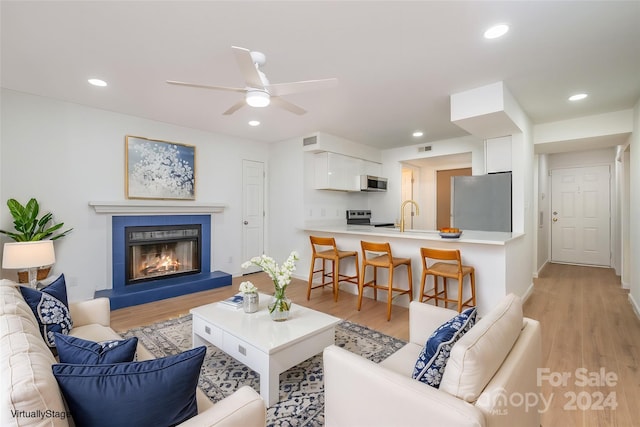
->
<box><xmin>400</xmin><ymin>200</ymin><xmax>419</xmax><ymax>232</ymax></box>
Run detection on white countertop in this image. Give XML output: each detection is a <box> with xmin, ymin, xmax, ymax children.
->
<box><xmin>303</xmin><ymin>224</ymin><xmax>524</xmax><ymax>246</ymax></box>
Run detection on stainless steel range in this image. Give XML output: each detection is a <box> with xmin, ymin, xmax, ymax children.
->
<box><xmin>346</xmin><ymin>210</ymin><xmax>395</xmax><ymax>227</ymax></box>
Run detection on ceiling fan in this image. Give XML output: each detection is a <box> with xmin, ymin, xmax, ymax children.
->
<box><xmin>167</xmin><ymin>46</ymin><xmax>338</xmax><ymax>115</ymax></box>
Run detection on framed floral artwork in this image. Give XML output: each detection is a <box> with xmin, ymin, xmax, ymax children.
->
<box><xmin>125</xmin><ymin>135</ymin><xmax>196</xmax><ymax>200</ymax></box>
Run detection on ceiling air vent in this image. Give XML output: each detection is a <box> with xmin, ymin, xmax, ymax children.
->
<box><xmin>303</xmin><ymin>135</ymin><xmax>318</xmax><ymax>147</ymax></box>
<box><xmin>418</xmin><ymin>145</ymin><xmax>432</xmax><ymax>152</ymax></box>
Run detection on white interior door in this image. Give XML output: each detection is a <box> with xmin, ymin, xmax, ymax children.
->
<box><xmin>242</xmin><ymin>160</ymin><xmax>264</xmax><ymax>273</ymax></box>
<box><xmin>551</xmin><ymin>165</ymin><xmax>610</xmax><ymax>266</ymax></box>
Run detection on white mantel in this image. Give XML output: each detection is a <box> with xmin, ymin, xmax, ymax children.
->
<box><xmin>88</xmin><ymin>201</ymin><xmax>227</xmax><ymax>215</ymax></box>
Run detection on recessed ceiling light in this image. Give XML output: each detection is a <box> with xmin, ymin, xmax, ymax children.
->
<box><xmin>484</xmin><ymin>24</ymin><xmax>509</xmax><ymax>39</ymax></box>
<box><xmin>412</xmin><ymin>131</ymin><xmax>424</xmax><ymax>137</ymax></box>
<box><xmin>568</xmin><ymin>93</ymin><xmax>588</xmax><ymax>101</ymax></box>
<box><xmin>248</xmin><ymin>120</ymin><xmax>260</xmax><ymax>127</ymax></box>
<box><xmin>88</xmin><ymin>78</ymin><xmax>107</xmax><ymax>87</ymax></box>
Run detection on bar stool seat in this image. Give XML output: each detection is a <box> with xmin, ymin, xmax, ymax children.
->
<box><xmin>419</xmin><ymin>247</ymin><xmax>476</xmax><ymax>313</ymax></box>
<box><xmin>358</xmin><ymin>241</ymin><xmax>413</xmax><ymax>321</ymax></box>
<box><xmin>308</xmin><ymin>236</ymin><xmax>360</xmax><ymax>302</ymax></box>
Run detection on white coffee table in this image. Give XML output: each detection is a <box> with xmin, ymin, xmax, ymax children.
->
<box><xmin>190</xmin><ymin>292</ymin><xmax>341</xmax><ymax>406</ymax></box>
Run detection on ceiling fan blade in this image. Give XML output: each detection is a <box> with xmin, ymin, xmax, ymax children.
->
<box><xmin>270</xmin><ymin>96</ymin><xmax>306</xmax><ymax>115</ymax></box>
<box><xmin>231</xmin><ymin>46</ymin><xmax>264</xmax><ymax>89</ymax></box>
<box><xmin>222</xmin><ymin>100</ymin><xmax>246</xmax><ymax>115</ymax></box>
<box><xmin>267</xmin><ymin>78</ymin><xmax>338</xmax><ymax>96</ymax></box>
<box><xmin>166</xmin><ymin>80</ymin><xmax>245</xmax><ymax>93</ymax></box>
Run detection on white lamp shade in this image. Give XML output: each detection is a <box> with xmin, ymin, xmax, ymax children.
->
<box><xmin>2</xmin><ymin>241</ymin><xmax>56</xmax><ymax>269</ymax></box>
<box><xmin>245</xmin><ymin>90</ymin><xmax>270</xmax><ymax>108</ymax></box>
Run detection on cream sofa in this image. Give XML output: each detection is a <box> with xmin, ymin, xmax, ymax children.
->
<box><xmin>324</xmin><ymin>294</ymin><xmax>541</xmax><ymax>427</ymax></box>
<box><xmin>0</xmin><ymin>279</ymin><xmax>266</xmax><ymax>427</ymax></box>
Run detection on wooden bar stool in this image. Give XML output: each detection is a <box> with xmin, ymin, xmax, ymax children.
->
<box><xmin>358</xmin><ymin>241</ymin><xmax>413</xmax><ymax>321</ymax></box>
<box><xmin>307</xmin><ymin>236</ymin><xmax>360</xmax><ymax>302</ymax></box>
<box><xmin>419</xmin><ymin>247</ymin><xmax>476</xmax><ymax>313</ymax></box>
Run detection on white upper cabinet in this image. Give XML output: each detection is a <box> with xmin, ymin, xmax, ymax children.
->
<box><xmin>360</xmin><ymin>159</ymin><xmax>382</xmax><ymax>177</ymax></box>
<box><xmin>485</xmin><ymin>136</ymin><xmax>512</xmax><ymax>173</ymax></box>
<box><xmin>314</xmin><ymin>152</ymin><xmax>362</xmax><ymax>191</ymax></box>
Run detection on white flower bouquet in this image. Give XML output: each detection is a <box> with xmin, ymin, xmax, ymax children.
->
<box><xmin>239</xmin><ymin>281</ymin><xmax>258</xmax><ymax>294</ymax></box>
<box><xmin>241</xmin><ymin>251</ymin><xmax>299</xmax><ymax>317</ymax></box>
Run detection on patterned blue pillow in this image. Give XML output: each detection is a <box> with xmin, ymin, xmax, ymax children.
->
<box><xmin>412</xmin><ymin>307</ymin><xmax>477</xmax><ymax>388</ymax></box>
<box><xmin>20</xmin><ymin>274</ymin><xmax>73</xmax><ymax>348</ymax></box>
<box><xmin>52</xmin><ymin>346</ymin><xmax>206</xmax><ymax>427</ymax></box>
<box><xmin>53</xmin><ymin>333</ymin><xmax>138</xmax><ymax>364</ymax></box>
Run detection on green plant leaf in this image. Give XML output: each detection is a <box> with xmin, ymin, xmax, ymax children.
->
<box><xmin>7</xmin><ymin>199</ymin><xmax>28</xmax><ymax>233</ymax></box>
<box><xmin>0</xmin><ymin>229</ymin><xmax>23</xmax><ymax>241</ymax></box>
<box><xmin>24</xmin><ymin>198</ymin><xmax>39</xmax><ymax>222</ymax></box>
<box><xmin>51</xmin><ymin>228</ymin><xmax>73</xmax><ymax>240</ymax></box>
<box><xmin>1</xmin><ymin>198</ymin><xmax>71</xmax><ymax>242</ymax></box>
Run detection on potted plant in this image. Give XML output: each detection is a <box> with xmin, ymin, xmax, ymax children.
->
<box><xmin>0</xmin><ymin>198</ymin><xmax>72</xmax><ymax>282</ymax></box>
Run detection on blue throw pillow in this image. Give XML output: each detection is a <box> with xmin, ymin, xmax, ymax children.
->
<box><xmin>53</xmin><ymin>332</ymin><xmax>138</xmax><ymax>364</ymax></box>
<box><xmin>412</xmin><ymin>307</ymin><xmax>477</xmax><ymax>388</ymax></box>
<box><xmin>20</xmin><ymin>274</ymin><xmax>73</xmax><ymax>348</ymax></box>
<box><xmin>52</xmin><ymin>346</ymin><xmax>206</xmax><ymax>427</ymax></box>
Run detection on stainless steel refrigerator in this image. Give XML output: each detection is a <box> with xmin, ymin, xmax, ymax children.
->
<box><xmin>451</xmin><ymin>172</ymin><xmax>512</xmax><ymax>232</ymax></box>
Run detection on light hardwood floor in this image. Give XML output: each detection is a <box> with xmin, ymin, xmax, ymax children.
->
<box><xmin>111</xmin><ymin>263</ymin><xmax>640</xmax><ymax>427</ymax></box>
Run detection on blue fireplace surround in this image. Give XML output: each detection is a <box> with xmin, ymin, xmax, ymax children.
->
<box><xmin>95</xmin><ymin>215</ymin><xmax>231</xmax><ymax>310</ymax></box>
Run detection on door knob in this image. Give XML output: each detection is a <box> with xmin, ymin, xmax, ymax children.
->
<box><xmin>243</xmin><ymin>221</ymin><xmax>249</xmax><ymax>225</ymax></box>
<box><xmin>552</xmin><ymin>218</ymin><xmax>558</xmax><ymax>222</ymax></box>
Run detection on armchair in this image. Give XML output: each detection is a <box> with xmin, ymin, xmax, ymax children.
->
<box><xmin>323</xmin><ymin>294</ymin><xmax>541</xmax><ymax>427</ymax></box>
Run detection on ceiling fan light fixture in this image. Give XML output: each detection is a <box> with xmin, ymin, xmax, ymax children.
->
<box><xmin>246</xmin><ymin>90</ymin><xmax>270</xmax><ymax>108</ymax></box>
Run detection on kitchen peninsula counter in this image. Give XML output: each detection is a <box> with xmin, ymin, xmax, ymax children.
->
<box><xmin>302</xmin><ymin>225</ymin><xmax>530</xmax><ymax>316</ymax></box>
<box><xmin>304</xmin><ymin>225</ymin><xmax>523</xmax><ymax>245</ymax></box>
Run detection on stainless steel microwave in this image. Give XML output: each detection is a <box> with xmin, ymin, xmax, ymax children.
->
<box><xmin>360</xmin><ymin>175</ymin><xmax>388</xmax><ymax>192</ymax></box>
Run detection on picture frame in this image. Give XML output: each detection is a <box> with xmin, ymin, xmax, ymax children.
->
<box><xmin>125</xmin><ymin>135</ymin><xmax>196</xmax><ymax>200</ymax></box>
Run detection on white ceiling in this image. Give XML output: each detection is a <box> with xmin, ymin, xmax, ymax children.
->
<box><xmin>2</xmin><ymin>1</ymin><xmax>639</xmax><ymax>151</ymax></box>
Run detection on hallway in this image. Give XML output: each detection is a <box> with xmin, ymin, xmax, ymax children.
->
<box><xmin>525</xmin><ymin>263</ymin><xmax>640</xmax><ymax>426</ymax></box>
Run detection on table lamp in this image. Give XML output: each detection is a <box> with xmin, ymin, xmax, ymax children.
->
<box><xmin>2</xmin><ymin>241</ymin><xmax>56</xmax><ymax>288</ymax></box>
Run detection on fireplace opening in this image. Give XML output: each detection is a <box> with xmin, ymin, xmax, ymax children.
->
<box><xmin>125</xmin><ymin>224</ymin><xmax>201</xmax><ymax>285</ymax></box>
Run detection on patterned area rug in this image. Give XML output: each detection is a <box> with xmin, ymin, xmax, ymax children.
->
<box><xmin>123</xmin><ymin>315</ymin><xmax>406</xmax><ymax>427</ymax></box>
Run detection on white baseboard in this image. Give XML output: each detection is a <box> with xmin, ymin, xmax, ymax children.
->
<box><xmin>522</xmin><ymin>281</ymin><xmax>535</xmax><ymax>303</ymax></box>
<box><xmin>629</xmin><ymin>293</ymin><xmax>640</xmax><ymax>320</ymax></box>
<box><xmin>534</xmin><ymin>261</ymin><xmax>548</xmax><ymax>279</ymax></box>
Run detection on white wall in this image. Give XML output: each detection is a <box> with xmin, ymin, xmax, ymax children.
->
<box><xmin>267</xmin><ymin>137</ymin><xmax>307</xmax><ymax>271</ymax></box>
<box><xmin>613</xmin><ymin>144</ymin><xmax>628</xmax><ymax>276</ymax></box>
<box><xmin>629</xmin><ymin>99</ymin><xmax>640</xmax><ymax>316</ymax></box>
<box><xmin>505</xmin><ymin>121</ymin><xmax>536</xmax><ymax>297</ymax></box>
<box><xmin>621</xmin><ymin>148</ymin><xmax>630</xmax><ymax>289</ymax></box>
<box><xmin>0</xmin><ymin>89</ymin><xmax>269</xmax><ymax>301</ymax></box>
<box><xmin>547</xmin><ymin>147</ymin><xmax>616</xmax><ymax>170</ymax></box>
<box><xmin>534</xmin><ymin>110</ymin><xmax>633</xmax><ymax>145</ymax></box>
<box><xmin>371</xmin><ymin>135</ymin><xmax>484</xmax><ymax>225</ymax></box>
<box><xmin>269</xmin><ymin>137</ymin><xmax>379</xmax><ymax>282</ymax></box>
<box><xmin>536</xmin><ymin>154</ymin><xmax>550</xmax><ymax>273</ymax></box>
<box><xmin>403</xmin><ymin>154</ymin><xmax>472</xmax><ymax>230</ymax></box>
